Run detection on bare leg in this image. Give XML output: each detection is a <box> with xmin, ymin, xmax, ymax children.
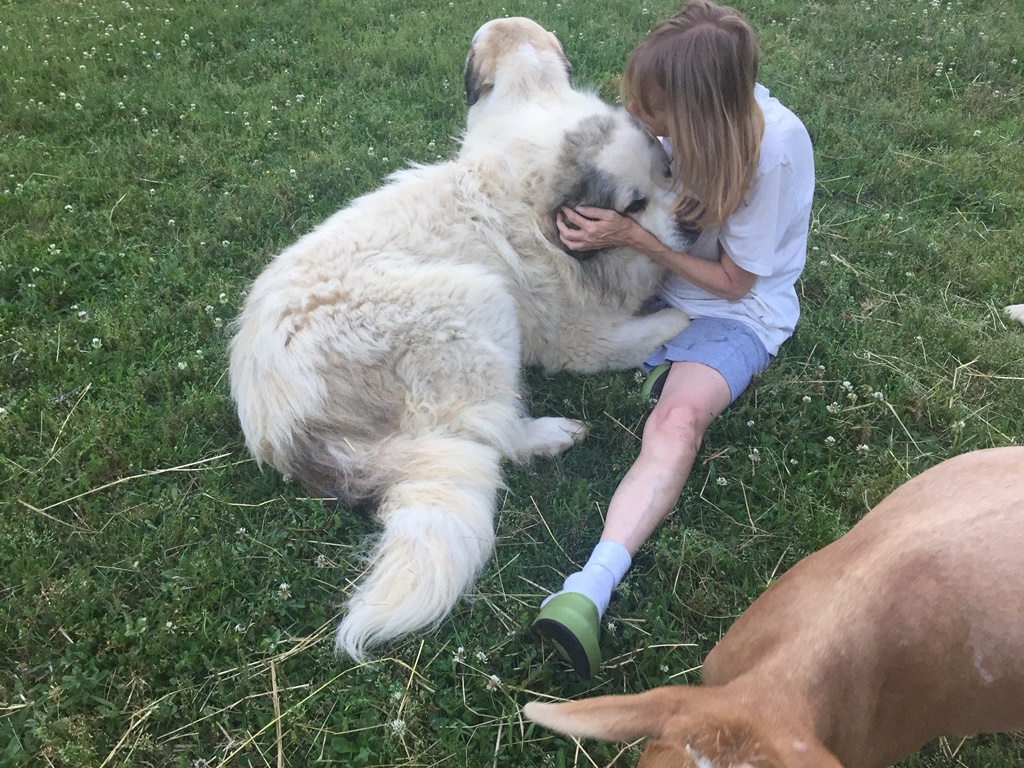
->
<box><xmin>541</xmin><ymin>362</ymin><xmax>733</xmax><ymax>610</ymax></box>
<box><xmin>601</xmin><ymin>361</ymin><xmax>733</xmax><ymax>555</ymax></box>
<box><xmin>532</xmin><ymin>362</ymin><xmax>734</xmax><ymax>678</ymax></box>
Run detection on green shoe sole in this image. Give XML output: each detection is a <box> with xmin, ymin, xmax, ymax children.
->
<box><xmin>641</xmin><ymin>363</ymin><xmax>671</xmax><ymax>399</ymax></box>
<box><xmin>532</xmin><ymin>592</ymin><xmax>601</xmax><ymax>679</ymax></box>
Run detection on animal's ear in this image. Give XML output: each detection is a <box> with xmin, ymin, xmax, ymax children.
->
<box><xmin>464</xmin><ymin>51</ymin><xmax>493</xmax><ymax>106</ymax></box>
<box><xmin>523</xmin><ymin>688</ymin><xmax>692</xmax><ymax>742</ymax></box>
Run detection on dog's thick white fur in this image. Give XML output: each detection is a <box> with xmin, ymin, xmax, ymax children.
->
<box><xmin>228</xmin><ymin>17</ymin><xmax>696</xmax><ymax>659</ymax></box>
<box><xmin>1005</xmin><ymin>304</ymin><xmax>1024</xmax><ymax>326</ymax></box>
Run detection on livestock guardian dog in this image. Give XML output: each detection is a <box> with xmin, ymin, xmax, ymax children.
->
<box><xmin>228</xmin><ymin>17</ymin><xmax>697</xmax><ymax>660</ymax></box>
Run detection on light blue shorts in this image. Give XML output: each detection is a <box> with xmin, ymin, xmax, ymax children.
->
<box><xmin>644</xmin><ymin>316</ymin><xmax>772</xmax><ymax>404</ymax></box>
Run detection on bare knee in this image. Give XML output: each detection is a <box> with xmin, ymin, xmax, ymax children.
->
<box><xmin>641</xmin><ymin>400</ymin><xmax>710</xmax><ymax>455</ymax></box>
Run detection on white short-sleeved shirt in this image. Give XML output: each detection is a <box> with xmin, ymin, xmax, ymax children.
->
<box><xmin>658</xmin><ymin>84</ymin><xmax>815</xmax><ymax>355</ymax></box>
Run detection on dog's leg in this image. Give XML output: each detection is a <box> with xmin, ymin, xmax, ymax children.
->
<box><xmin>538</xmin><ymin>307</ymin><xmax>691</xmax><ymax>373</ymax></box>
<box><xmin>1005</xmin><ymin>304</ymin><xmax>1024</xmax><ymax>326</ymax></box>
<box><xmin>512</xmin><ymin>416</ymin><xmax>588</xmax><ymax>459</ymax></box>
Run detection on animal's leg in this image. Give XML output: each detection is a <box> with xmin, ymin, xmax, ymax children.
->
<box><xmin>512</xmin><ymin>416</ymin><xmax>588</xmax><ymax>459</ymax></box>
<box><xmin>540</xmin><ymin>307</ymin><xmax>691</xmax><ymax>374</ymax></box>
<box><xmin>1005</xmin><ymin>304</ymin><xmax>1024</xmax><ymax>326</ymax></box>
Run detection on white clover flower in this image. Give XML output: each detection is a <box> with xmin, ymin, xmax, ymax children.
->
<box><xmin>826</xmin><ymin>402</ymin><xmax>840</xmax><ymax>414</ymax></box>
<box><xmin>856</xmin><ymin>444</ymin><xmax>870</xmax><ymax>454</ymax></box>
<box><xmin>872</xmin><ymin>391</ymin><xmax>884</xmax><ymax>400</ymax></box>
<box><xmin>475</xmin><ymin>650</ymin><xmax>487</xmax><ymax>663</ymax></box>
<box><xmin>453</xmin><ymin>646</ymin><xmax>465</xmax><ymax>664</ymax></box>
<box><xmin>485</xmin><ymin>674</ymin><xmax>501</xmax><ymax>691</ymax></box>
<box><xmin>746</xmin><ymin>420</ymin><xmax>755</xmax><ymax>427</ymax></box>
<box><xmin>91</xmin><ymin>338</ymin><xmax>102</xmax><ymax>349</ymax></box>
<box><xmin>802</xmin><ymin>395</ymin><xmax>812</xmax><ymax>403</ymax></box>
<box><xmin>825</xmin><ymin>436</ymin><xmax>836</xmax><ymax>446</ymax></box>
<box><xmin>388</xmin><ymin>718</ymin><xmax>406</xmax><ymax>737</ymax></box>
<box><xmin>177</xmin><ymin>361</ymin><xmax>187</xmax><ymax>370</ymax></box>
<box><xmin>716</xmin><ymin>477</ymin><xmax>728</xmax><ymax>486</ymax></box>
<box><xmin>219</xmin><ymin>292</ymin><xmax>227</xmax><ymax>303</ymax></box>
<box><xmin>289</xmin><ymin>168</ymin><xmax>296</xmax><ymax>177</ymax></box>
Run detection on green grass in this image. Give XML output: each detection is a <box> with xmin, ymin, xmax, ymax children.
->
<box><xmin>1</xmin><ymin>0</ymin><xmax>1022</xmax><ymax>765</ymax></box>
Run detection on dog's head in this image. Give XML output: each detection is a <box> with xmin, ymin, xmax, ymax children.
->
<box><xmin>550</xmin><ymin>111</ymin><xmax>701</xmax><ymax>261</ymax></box>
<box><xmin>465</xmin><ymin>17</ymin><xmax>572</xmax><ymax>108</ymax></box>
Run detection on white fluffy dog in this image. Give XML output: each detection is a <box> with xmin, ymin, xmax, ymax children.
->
<box><xmin>228</xmin><ymin>17</ymin><xmax>696</xmax><ymax>659</ymax></box>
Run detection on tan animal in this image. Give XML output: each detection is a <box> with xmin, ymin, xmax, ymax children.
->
<box><xmin>228</xmin><ymin>17</ymin><xmax>694</xmax><ymax>660</ymax></box>
<box><xmin>525</xmin><ymin>447</ymin><xmax>1024</xmax><ymax>768</ymax></box>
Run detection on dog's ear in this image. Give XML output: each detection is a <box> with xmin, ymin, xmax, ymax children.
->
<box><xmin>523</xmin><ymin>688</ymin><xmax>689</xmax><ymax>742</ymax></box>
<box><xmin>464</xmin><ymin>50</ymin><xmax>493</xmax><ymax>107</ymax></box>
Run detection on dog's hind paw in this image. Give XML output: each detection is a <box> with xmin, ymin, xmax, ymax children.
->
<box><xmin>516</xmin><ymin>417</ymin><xmax>588</xmax><ymax>459</ymax></box>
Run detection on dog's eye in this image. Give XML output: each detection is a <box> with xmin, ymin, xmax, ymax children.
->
<box><xmin>623</xmin><ymin>197</ymin><xmax>648</xmax><ymax>215</ymax></box>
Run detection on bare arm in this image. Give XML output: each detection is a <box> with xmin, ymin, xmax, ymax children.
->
<box><xmin>558</xmin><ymin>205</ymin><xmax>757</xmax><ymax>302</ymax></box>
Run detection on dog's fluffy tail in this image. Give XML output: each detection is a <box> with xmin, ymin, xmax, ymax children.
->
<box><xmin>334</xmin><ymin>435</ymin><xmax>502</xmax><ymax>660</ymax></box>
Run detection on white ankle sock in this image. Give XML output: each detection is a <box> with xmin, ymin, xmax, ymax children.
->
<box><xmin>543</xmin><ymin>540</ymin><xmax>632</xmax><ymax>618</ymax></box>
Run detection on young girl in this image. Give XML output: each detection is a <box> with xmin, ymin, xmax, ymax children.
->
<box><xmin>533</xmin><ymin>0</ymin><xmax>815</xmax><ymax>678</ymax></box>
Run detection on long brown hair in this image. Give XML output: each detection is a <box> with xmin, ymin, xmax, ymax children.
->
<box><xmin>622</xmin><ymin>0</ymin><xmax>764</xmax><ymax>230</ymax></box>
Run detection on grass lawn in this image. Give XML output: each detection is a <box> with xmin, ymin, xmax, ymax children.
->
<box><xmin>1</xmin><ymin>0</ymin><xmax>1022</xmax><ymax>765</ymax></box>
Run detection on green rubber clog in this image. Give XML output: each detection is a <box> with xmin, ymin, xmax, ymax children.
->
<box><xmin>532</xmin><ymin>592</ymin><xmax>601</xmax><ymax>679</ymax></box>
<box><xmin>641</xmin><ymin>362</ymin><xmax>671</xmax><ymax>399</ymax></box>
